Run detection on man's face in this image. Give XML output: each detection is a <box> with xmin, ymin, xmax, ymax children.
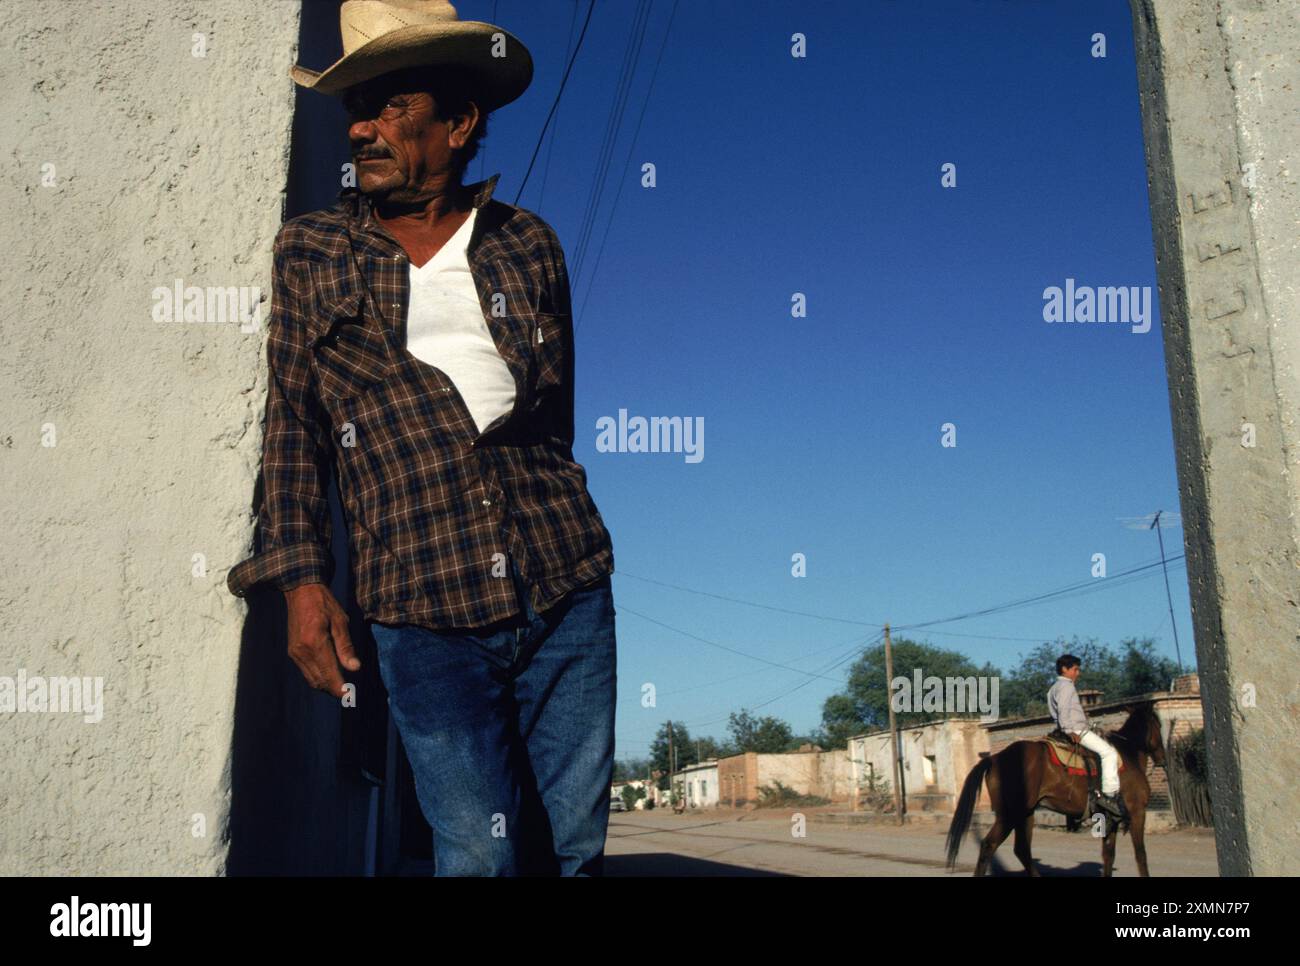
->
<box><xmin>343</xmin><ymin>70</ymin><xmax>476</xmax><ymax>202</ymax></box>
<box><xmin>1063</xmin><ymin>664</ymin><xmax>1081</xmax><ymax>682</ymax></box>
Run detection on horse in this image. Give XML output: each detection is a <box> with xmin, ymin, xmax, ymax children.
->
<box><xmin>944</xmin><ymin>704</ymin><xmax>1166</xmax><ymax>876</ymax></box>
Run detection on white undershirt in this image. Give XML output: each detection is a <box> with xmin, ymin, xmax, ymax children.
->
<box><xmin>404</xmin><ymin>206</ymin><xmax>516</xmax><ymax>435</ymax></box>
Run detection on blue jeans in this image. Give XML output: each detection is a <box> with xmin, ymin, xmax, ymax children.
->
<box><xmin>370</xmin><ymin>557</ymin><xmax>617</xmax><ymax>876</ymax></box>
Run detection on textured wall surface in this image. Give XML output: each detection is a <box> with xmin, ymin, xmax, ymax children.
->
<box><xmin>1130</xmin><ymin>0</ymin><xmax>1299</xmax><ymax>874</ymax></box>
<box><xmin>0</xmin><ymin>1</ymin><xmax>300</xmax><ymax>874</ymax></box>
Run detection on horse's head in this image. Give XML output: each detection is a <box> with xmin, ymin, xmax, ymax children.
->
<box><xmin>1115</xmin><ymin>704</ymin><xmax>1166</xmax><ymax>766</ymax></box>
<box><xmin>1145</xmin><ymin>706</ymin><xmax>1166</xmax><ymax>767</ymax></box>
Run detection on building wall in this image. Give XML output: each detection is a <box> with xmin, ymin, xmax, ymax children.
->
<box><xmin>0</xmin><ymin>1</ymin><xmax>300</xmax><ymax>874</ymax></box>
<box><xmin>813</xmin><ymin>748</ymin><xmax>856</xmax><ymax>800</ymax></box>
<box><xmin>850</xmin><ymin>720</ymin><xmax>990</xmax><ymax>811</ymax></box>
<box><xmin>718</xmin><ymin>752</ymin><xmax>756</xmax><ymax>806</ymax></box>
<box><xmin>755</xmin><ymin>751</ymin><xmax>821</xmax><ymax>800</ymax></box>
<box><xmin>679</xmin><ymin>763</ymin><xmax>719</xmax><ymax>808</ymax></box>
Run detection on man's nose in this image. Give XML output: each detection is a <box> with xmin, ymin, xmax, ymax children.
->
<box><xmin>348</xmin><ymin>119</ymin><xmax>378</xmax><ymax>146</ymax></box>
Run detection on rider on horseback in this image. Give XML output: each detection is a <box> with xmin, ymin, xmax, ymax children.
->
<box><xmin>1047</xmin><ymin>654</ymin><xmax>1124</xmax><ymax>820</ymax></box>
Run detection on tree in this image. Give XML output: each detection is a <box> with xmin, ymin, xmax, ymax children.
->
<box><xmin>612</xmin><ymin>757</ymin><xmax>650</xmax><ymax>784</ymax></box>
<box><xmin>999</xmin><ymin>636</ymin><xmax>1181</xmax><ymax>719</ymax></box>
<box><xmin>999</xmin><ymin>640</ymin><xmax>1077</xmax><ymax>719</ymax></box>
<box><xmin>650</xmin><ymin>721</ymin><xmax>693</xmax><ymax>790</ymax></box>
<box><xmin>818</xmin><ymin>637</ymin><xmax>998</xmax><ymax>739</ymax></box>
<box><xmin>727</xmin><ymin>710</ymin><xmax>795</xmax><ymax>753</ymax></box>
<box><xmin>693</xmin><ymin>735</ymin><xmax>734</xmax><ymax>761</ymax></box>
<box><xmin>812</xmin><ymin>694</ymin><xmax>862</xmax><ymax>750</ymax></box>
<box><xmin>1118</xmin><ymin>637</ymin><xmax>1180</xmax><ymax>696</ymax></box>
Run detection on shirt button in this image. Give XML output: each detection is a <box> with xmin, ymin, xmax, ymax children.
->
<box><xmin>481</xmin><ymin>498</ymin><xmax>491</xmax><ymax>507</ymax></box>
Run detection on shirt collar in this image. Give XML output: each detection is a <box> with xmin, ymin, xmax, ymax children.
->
<box><xmin>347</xmin><ymin>171</ymin><xmax>501</xmax><ymax>245</ymax></box>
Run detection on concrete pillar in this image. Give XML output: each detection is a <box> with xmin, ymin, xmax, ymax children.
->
<box><xmin>1129</xmin><ymin>0</ymin><xmax>1299</xmax><ymax>874</ymax></box>
<box><xmin>0</xmin><ymin>1</ymin><xmax>300</xmax><ymax>873</ymax></box>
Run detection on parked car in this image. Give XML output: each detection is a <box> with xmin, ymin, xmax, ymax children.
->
<box><xmin>610</xmin><ymin>798</ymin><xmax>627</xmax><ymax>812</ymax></box>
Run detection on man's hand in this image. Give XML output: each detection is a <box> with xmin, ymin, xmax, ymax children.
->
<box><xmin>284</xmin><ymin>582</ymin><xmax>361</xmax><ymax>698</ymax></box>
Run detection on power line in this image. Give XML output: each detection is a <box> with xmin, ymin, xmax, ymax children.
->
<box><xmin>744</xmin><ymin>631</ymin><xmax>886</xmax><ymax>714</ymax></box>
<box><xmin>575</xmin><ymin>0</ymin><xmax>680</xmax><ymax>333</ymax></box>
<box><xmin>571</xmin><ymin>0</ymin><xmax>653</xmax><ymax>286</ymax></box>
<box><xmin>477</xmin><ymin>0</ymin><xmax>500</xmax><ymax>185</ymax></box>
<box><xmin>680</xmin><ymin>631</ymin><xmax>885</xmax><ymax>730</ymax></box>
<box><xmin>904</xmin><ymin>628</ymin><xmax>1061</xmax><ymax>643</ymax></box>
<box><xmin>615</xmin><ymin>556</ymin><xmax>1182</xmax><ymax>638</ymax></box>
<box><xmin>892</xmin><ymin>555</ymin><xmax>1185</xmax><ymax>632</ymax></box>
<box><xmin>534</xmin><ymin>0</ymin><xmax>583</xmax><ymax>214</ymax></box>
<box><xmin>514</xmin><ymin>0</ymin><xmax>597</xmax><ymax>206</ymax></box>
<box><xmin>617</xmin><ymin>604</ymin><xmax>857</xmax><ymax>683</ymax></box>
<box><xmin>615</xmin><ymin>550</ymin><xmax>1186</xmax><ymax>732</ymax></box>
<box><xmin>666</xmin><ymin>564</ymin><xmax>1175</xmax><ymax>729</ymax></box>
<box><xmin>617</xmin><ymin>627</ymin><xmax>879</xmax><ymax>705</ymax></box>
<box><xmin>615</xmin><ymin>569</ymin><xmax>881</xmax><ymax>626</ymax></box>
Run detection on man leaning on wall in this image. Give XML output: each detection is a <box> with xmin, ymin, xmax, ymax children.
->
<box><xmin>227</xmin><ymin>0</ymin><xmax>619</xmax><ymax>877</ymax></box>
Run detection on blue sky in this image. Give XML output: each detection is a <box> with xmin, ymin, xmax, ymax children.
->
<box><xmin>319</xmin><ymin>1</ymin><xmax>1194</xmax><ymax>761</ymax></box>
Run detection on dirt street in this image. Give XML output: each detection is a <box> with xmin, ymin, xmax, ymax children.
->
<box><xmin>604</xmin><ymin>807</ymin><xmax>1219</xmax><ymax>876</ymax></box>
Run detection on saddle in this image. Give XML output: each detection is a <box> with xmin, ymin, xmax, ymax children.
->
<box><xmin>1038</xmin><ymin>729</ymin><xmax>1129</xmax><ymax>830</ymax></box>
<box><xmin>1039</xmin><ymin>729</ymin><xmax>1125</xmax><ymax>785</ymax></box>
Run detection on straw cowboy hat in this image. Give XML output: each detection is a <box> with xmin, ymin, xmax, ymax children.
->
<box><xmin>290</xmin><ymin>0</ymin><xmax>533</xmax><ymax>111</ymax></box>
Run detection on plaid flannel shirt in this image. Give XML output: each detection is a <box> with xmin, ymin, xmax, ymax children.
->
<box><xmin>227</xmin><ymin>172</ymin><xmax>615</xmax><ymax>630</ymax></box>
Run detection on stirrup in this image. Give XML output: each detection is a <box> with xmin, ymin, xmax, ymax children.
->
<box><xmin>1094</xmin><ymin>791</ymin><xmax>1124</xmax><ymax>818</ymax></box>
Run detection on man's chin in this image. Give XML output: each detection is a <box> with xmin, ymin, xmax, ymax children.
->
<box><xmin>357</xmin><ymin>173</ymin><xmax>401</xmax><ymax>198</ymax></box>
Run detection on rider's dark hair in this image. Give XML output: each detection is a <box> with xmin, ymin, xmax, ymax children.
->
<box><xmin>1056</xmin><ymin>654</ymin><xmax>1081</xmax><ymax>675</ymax></box>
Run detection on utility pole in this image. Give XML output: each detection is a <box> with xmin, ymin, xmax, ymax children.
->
<box><xmin>884</xmin><ymin>623</ymin><xmax>906</xmax><ymax>825</ymax></box>
<box><xmin>667</xmin><ymin>720</ymin><xmax>676</xmax><ymax>809</ymax></box>
<box><xmin>1150</xmin><ymin>510</ymin><xmax>1185</xmax><ymax>673</ymax></box>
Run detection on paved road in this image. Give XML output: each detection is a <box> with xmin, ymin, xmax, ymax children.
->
<box><xmin>604</xmin><ymin>808</ymin><xmax>1219</xmax><ymax>876</ymax></box>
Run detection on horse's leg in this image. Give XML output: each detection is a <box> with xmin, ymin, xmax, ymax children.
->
<box><xmin>1013</xmin><ymin>812</ymin><xmax>1039</xmax><ymax>876</ymax></box>
<box><xmin>1131</xmin><ymin>806</ymin><xmax>1150</xmax><ymax>877</ymax></box>
<box><xmin>1101</xmin><ymin>820</ymin><xmax>1118</xmax><ymax>877</ymax></box>
<box><xmin>974</xmin><ymin>816</ymin><xmax>1013</xmax><ymax>876</ymax></box>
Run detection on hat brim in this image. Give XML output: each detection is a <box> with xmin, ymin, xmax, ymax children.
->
<box><xmin>291</xmin><ymin>21</ymin><xmax>532</xmax><ymax>112</ymax></box>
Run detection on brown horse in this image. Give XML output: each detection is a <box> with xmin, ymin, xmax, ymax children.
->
<box><xmin>944</xmin><ymin>704</ymin><xmax>1166</xmax><ymax>876</ymax></box>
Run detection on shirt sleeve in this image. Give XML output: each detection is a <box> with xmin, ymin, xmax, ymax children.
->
<box><xmin>544</xmin><ymin>229</ymin><xmax>573</xmax><ymax>318</ymax></box>
<box><xmin>540</xmin><ymin>223</ymin><xmax>576</xmax><ymax>450</ymax></box>
<box><xmin>226</xmin><ymin>226</ymin><xmax>336</xmax><ymax>597</ymax></box>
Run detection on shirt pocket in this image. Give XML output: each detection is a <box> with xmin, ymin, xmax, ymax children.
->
<box><xmin>308</xmin><ymin>291</ymin><xmax>393</xmax><ymax>401</ymax></box>
<box><xmin>530</xmin><ymin>310</ymin><xmax>568</xmax><ymax>401</ymax></box>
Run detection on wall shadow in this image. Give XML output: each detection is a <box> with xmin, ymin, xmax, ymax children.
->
<box><xmin>227</xmin><ymin>0</ymin><xmax>425</xmax><ymax>876</ymax></box>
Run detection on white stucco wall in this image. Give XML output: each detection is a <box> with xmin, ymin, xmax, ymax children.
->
<box><xmin>679</xmin><ymin>762</ymin><xmax>719</xmax><ymax>807</ymax></box>
<box><xmin>0</xmin><ymin>1</ymin><xmax>300</xmax><ymax>874</ymax></box>
<box><xmin>850</xmin><ymin>720</ymin><xmax>989</xmax><ymax>807</ymax></box>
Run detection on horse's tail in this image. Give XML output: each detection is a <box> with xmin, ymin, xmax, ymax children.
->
<box><xmin>945</xmin><ymin>755</ymin><xmax>993</xmax><ymax>870</ymax></box>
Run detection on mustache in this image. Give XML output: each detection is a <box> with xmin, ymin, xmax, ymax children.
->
<box><xmin>353</xmin><ymin>149</ymin><xmax>393</xmax><ymax>160</ymax></box>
